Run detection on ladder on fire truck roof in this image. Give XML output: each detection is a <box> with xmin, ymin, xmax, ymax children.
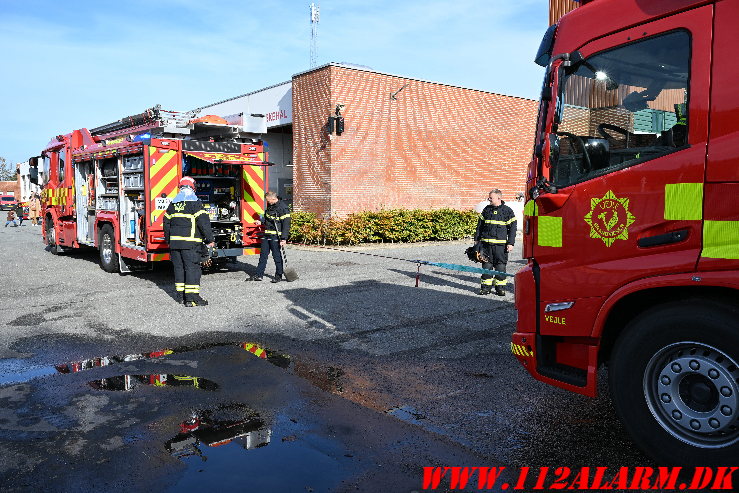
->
<box><xmin>89</xmin><ymin>105</ymin><xmax>196</xmax><ymax>137</ymax></box>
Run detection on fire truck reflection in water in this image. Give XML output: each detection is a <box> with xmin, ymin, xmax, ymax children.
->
<box><xmin>166</xmin><ymin>404</ymin><xmax>272</xmax><ymax>461</ymax></box>
<box><xmin>55</xmin><ymin>350</ymin><xmax>175</xmax><ymax>374</ymax></box>
<box><xmin>88</xmin><ymin>374</ymin><xmax>219</xmax><ymax>391</ymax></box>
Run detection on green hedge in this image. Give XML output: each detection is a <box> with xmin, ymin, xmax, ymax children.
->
<box><xmin>289</xmin><ymin>209</ymin><xmax>478</xmax><ymax>245</ymax></box>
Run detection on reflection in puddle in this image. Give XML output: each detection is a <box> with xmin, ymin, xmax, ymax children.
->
<box><xmin>166</xmin><ymin>403</ymin><xmax>270</xmax><ymax>459</ymax></box>
<box><xmin>88</xmin><ymin>374</ymin><xmax>219</xmax><ymax>391</ymax></box>
<box><xmin>165</xmin><ymin>404</ymin><xmax>346</xmax><ymax>493</ymax></box>
<box><xmin>0</xmin><ymin>341</ymin><xmax>290</xmax><ymax>388</ymax></box>
<box><xmin>240</xmin><ymin>342</ymin><xmax>291</xmax><ymax>368</ymax></box>
<box><xmin>54</xmin><ymin>342</ymin><xmax>290</xmax><ymax>376</ymax></box>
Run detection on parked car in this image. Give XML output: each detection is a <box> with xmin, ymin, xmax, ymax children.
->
<box><xmin>0</xmin><ymin>195</ymin><xmax>17</xmax><ymax>211</ymax></box>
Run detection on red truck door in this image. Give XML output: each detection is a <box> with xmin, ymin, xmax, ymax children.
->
<box><xmin>533</xmin><ymin>6</ymin><xmax>712</xmax><ymax>338</ymax></box>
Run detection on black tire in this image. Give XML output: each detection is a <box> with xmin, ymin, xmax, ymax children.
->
<box><xmin>609</xmin><ymin>299</ymin><xmax>739</xmax><ymax>465</ymax></box>
<box><xmin>45</xmin><ymin>215</ymin><xmax>59</xmax><ymax>255</ymax></box>
<box><xmin>98</xmin><ymin>224</ymin><xmax>120</xmax><ymax>273</ymax></box>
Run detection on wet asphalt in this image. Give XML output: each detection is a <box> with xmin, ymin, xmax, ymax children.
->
<box><xmin>0</xmin><ymin>223</ymin><xmax>651</xmax><ymax>492</ymax></box>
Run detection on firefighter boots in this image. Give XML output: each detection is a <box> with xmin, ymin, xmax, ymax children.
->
<box><xmin>479</xmin><ymin>286</ymin><xmax>492</xmax><ymax>296</ymax></box>
<box><xmin>184</xmin><ymin>294</ymin><xmax>209</xmax><ymax>307</ymax></box>
<box><xmin>246</xmin><ymin>276</ymin><xmax>263</xmax><ymax>281</ymax></box>
<box><xmin>271</xmin><ymin>275</ymin><xmax>283</xmax><ymax>283</ymax></box>
<box><xmin>495</xmin><ymin>286</ymin><xmax>505</xmax><ymax>297</ymax></box>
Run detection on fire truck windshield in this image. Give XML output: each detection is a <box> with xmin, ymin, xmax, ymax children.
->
<box><xmin>549</xmin><ymin>30</ymin><xmax>690</xmax><ymax>189</ymax></box>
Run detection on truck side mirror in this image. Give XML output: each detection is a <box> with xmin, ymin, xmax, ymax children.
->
<box><xmin>28</xmin><ymin>156</ymin><xmax>40</xmax><ymax>185</ymax></box>
<box><xmin>549</xmin><ymin>133</ymin><xmax>560</xmax><ymax>168</ymax></box>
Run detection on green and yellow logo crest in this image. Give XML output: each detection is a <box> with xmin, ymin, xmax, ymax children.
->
<box><xmin>584</xmin><ymin>190</ymin><xmax>635</xmax><ymax>247</ymax></box>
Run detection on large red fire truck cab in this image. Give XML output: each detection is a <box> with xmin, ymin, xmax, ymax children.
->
<box><xmin>29</xmin><ymin>106</ymin><xmax>270</xmax><ymax>273</ymax></box>
<box><xmin>513</xmin><ymin>0</ymin><xmax>739</xmax><ymax>464</ymax></box>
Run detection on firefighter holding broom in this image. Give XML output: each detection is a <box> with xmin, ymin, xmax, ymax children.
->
<box><xmin>246</xmin><ymin>191</ymin><xmax>292</xmax><ymax>283</ymax></box>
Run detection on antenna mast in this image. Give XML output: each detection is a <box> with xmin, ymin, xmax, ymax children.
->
<box><xmin>310</xmin><ymin>2</ymin><xmax>320</xmax><ymax>68</ymax></box>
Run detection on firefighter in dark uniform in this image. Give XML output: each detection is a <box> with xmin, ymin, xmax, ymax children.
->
<box><xmin>475</xmin><ymin>188</ymin><xmax>517</xmax><ymax>296</ymax></box>
<box><xmin>246</xmin><ymin>191</ymin><xmax>291</xmax><ymax>283</ymax></box>
<box><xmin>163</xmin><ymin>176</ymin><xmax>214</xmax><ymax>306</ymax></box>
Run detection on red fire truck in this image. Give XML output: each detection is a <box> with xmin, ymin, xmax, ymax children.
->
<box><xmin>512</xmin><ymin>0</ymin><xmax>738</xmax><ymax>464</ymax></box>
<box><xmin>29</xmin><ymin>106</ymin><xmax>270</xmax><ymax>273</ymax></box>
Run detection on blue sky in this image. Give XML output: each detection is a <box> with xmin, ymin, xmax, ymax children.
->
<box><xmin>0</xmin><ymin>0</ymin><xmax>547</xmax><ymax>165</ymax></box>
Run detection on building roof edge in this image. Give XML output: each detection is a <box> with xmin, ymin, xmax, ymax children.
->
<box><xmin>196</xmin><ymin>80</ymin><xmax>293</xmax><ymax>111</ymax></box>
<box><xmin>292</xmin><ymin>62</ymin><xmax>537</xmax><ymax>102</ymax></box>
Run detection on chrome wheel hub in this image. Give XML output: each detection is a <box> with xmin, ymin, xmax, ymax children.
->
<box><xmin>645</xmin><ymin>342</ymin><xmax>739</xmax><ymax>448</ymax></box>
<box><xmin>102</xmin><ymin>234</ymin><xmax>113</xmax><ymax>264</ymax></box>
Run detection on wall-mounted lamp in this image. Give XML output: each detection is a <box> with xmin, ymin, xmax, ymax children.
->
<box><xmin>327</xmin><ymin>104</ymin><xmax>346</xmax><ymax>136</ymax></box>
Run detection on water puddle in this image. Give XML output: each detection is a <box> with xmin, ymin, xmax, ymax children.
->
<box><xmin>387</xmin><ymin>405</ymin><xmax>449</xmax><ymax>437</ymax></box>
<box><xmin>164</xmin><ymin>403</ymin><xmax>347</xmax><ymax>492</ymax></box>
<box><xmin>0</xmin><ymin>341</ymin><xmax>290</xmax><ymax>388</ymax></box>
<box><xmin>0</xmin><ymin>358</ymin><xmax>57</xmax><ymax>386</ymax></box>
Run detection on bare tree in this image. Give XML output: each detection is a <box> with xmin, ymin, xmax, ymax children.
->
<box><xmin>0</xmin><ymin>156</ymin><xmax>18</xmax><ymax>181</ymax></box>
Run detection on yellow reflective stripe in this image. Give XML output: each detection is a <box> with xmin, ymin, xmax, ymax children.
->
<box><xmin>702</xmin><ymin>221</ymin><xmax>739</xmax><ymax>259</ymax></box>
<box><xmin>664</xmin><ymin>183</ymin><xmax>703</xmax><ymax>221</ymax></box>
<box><xmin>510</xmin><ymin>343</ymin><xmax>534</xmax><ymax>357</ymax></box>
<box><xmin>193</xmin><ymin>210</ymin><xmax>208</xmax><ymax>218</ymax></box>
<box><xmin>483</xmin><ymin>218</ymin><xmax>515</xmax><ymax>225</ymax></box>
<box><xmin>480</xmin><ymin>238</ymin><xmax>506</xmax><ymax>243</ymax></box>
<box><xmin>264</xmin><ymin>230</ymin><xmax>278</xmax><ymax>234</ymax></box>
<box><xmin>494</xmin><ymin>278</ymin><xmax>507</xmax><ymax>286</ymax></box>
<box><xmin>164</xmin><ymin>212</ymin><xmax>171</xmax><ymax>219</ymax></box>
<box><xmin>265</xmin><ymin>213</ymin><xmax>291</xmax><ymax>220</ymax></box>
<box><xmin>167</xmin><ymin>213</ymin><xmax>196</xmax><ymax>219</ymax></box>
<box><xmin>524</xmin><ymin>200</ymin><xmax>538</xmax><ymax>216</ymax></box>
<box><xmin>150</xmin><ymin>151</ymin><xmax>178</xmax><ymax>199</ymax></box>
<box><xmin>537</xmin><ymin>216</ymin><xmax>563</xmax><ymax>247</ymax></box>
<box><xmin>169</xmin><ymin>236</ymin><xmax>201</xmax><ymax>242</ymax></box>
<box><xmin>481</xmin><ymin>278</ymin><xmax>494</xmax><ymax>285</ymax></box>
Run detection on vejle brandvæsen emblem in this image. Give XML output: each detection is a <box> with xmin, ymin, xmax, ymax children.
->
<box><xmin>584</xmin><ymin>190</ymin><xmax>636</xmax><ymax>247</ymax></box>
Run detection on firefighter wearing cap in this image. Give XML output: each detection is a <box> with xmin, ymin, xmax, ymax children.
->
<box><xmin>475</xmin><ymin>188</ymin><xmax>516</xmax><ymax>296</ymax></box>
<box><xmin>163</xmin><ymin>176</ymin><xmax>214</xmax><ymax>306</ymax></box>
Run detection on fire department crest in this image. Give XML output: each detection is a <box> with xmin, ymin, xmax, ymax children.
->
<box><xmin>584</xmin><ymin>190</ymin><xmax>635</xmax><ymax>247</ymax></box>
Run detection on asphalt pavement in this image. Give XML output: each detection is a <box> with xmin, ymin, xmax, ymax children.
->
<box><xmin>0</xmin><ymin>223</ymin><xmax>650</xmax><ymax>492</ymax></box>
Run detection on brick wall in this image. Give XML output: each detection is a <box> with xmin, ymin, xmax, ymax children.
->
<box><xmin>0</xmin><ymin>180</ymin><xmax>20</xmax><ymax>198</ymax></box>
<box><xmin>293</xmin><ymin>65</ymin><xmax>538</xmax><ymax>217</ymax></box>
<box><xmin>293</xmin><ymin>67</ymin><xmax>333</xmax><ymax>216</ymax></box>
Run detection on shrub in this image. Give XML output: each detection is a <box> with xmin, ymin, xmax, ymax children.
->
<box><xmin>288</xmin><ymin>208</ymin><xmax>478</xmax><ymax>245</ymax></box>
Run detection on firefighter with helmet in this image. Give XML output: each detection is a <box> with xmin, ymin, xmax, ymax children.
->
<box><xmin>475</xmin><ymin>188</ymin><xmax>517</xmax><ymax>296</ymax></box>
<box><xmin>163</xmin><ymin>176</ymin><xmax>214</xmax><ymax>306</ymax></box>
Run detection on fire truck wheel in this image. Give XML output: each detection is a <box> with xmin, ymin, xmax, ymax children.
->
<box><xmin>609</xmin><ymin>299</ymin><xmax>739</xmax><ymax>465</ymax></box>
<box><xmin>98</xmin><ymin>224</ymin><xmax>120</xmax><ymax>273</ymax></box>
<box><xmin>45</xmin><ymin>215</ymin><xmax>59</xmax><ymax>254</ymax></box>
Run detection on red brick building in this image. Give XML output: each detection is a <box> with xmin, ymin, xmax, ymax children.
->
<box><xmin>291</xmin><ymin>64</ymin><xmax>538</xmax><ymax>217</ymax></box>
<box><xmin>0</xmin><ymin>180</ymin><xmax>20</xmax><ymax>199</ymax></box>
